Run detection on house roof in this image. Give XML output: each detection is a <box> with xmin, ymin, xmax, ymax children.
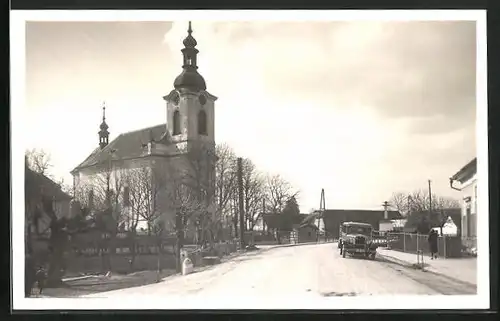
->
<box><xmin>72</xmin><ymin>124</ymin><xmax>171</xmax><ymax>173</ymax></box>
<box><xmin>320</xmin><ymin>209</ymin><xmax>402</xmax><ymax>234</ymax></box>
<box><xmin>451</xmin><ymin>158</ymin><xmax>477</xmax><ymax>183</ymax></box>
<box><xmin>25</xmin><ymin>166</ymin><xmax>72</xmax><ymax>201</ymax></box>
<box><xmin>322</xmin><ymin>209</ymin><xmax>402</xmax><ymax>223</ymax></box>
<box><xmin>262</xmin><ymin>213</ymin><xmax>309</xmax><ymax>230</ymax></box>
<box><xmin>341</xmin><ymin>221</ymin><xmax>373</xmax><ymax>227</ymax></box>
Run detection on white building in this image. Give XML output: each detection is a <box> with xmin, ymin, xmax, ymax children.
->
<box><xmin>450</xmin><ymin>158</ymin><xmax>477</xmax><ymax>238</ymax></box>
<box><xmin>70</xmin><ymin>22</ymin><xmax>217</xmax><ymax>236</ymax></box>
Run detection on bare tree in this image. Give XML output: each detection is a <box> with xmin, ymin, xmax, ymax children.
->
<box><xmin>78</xmin><ymin>159</ymin><xmax>127</xmax><ymax>272</ymax></box>
<box><xmin>174</xmin><ymin>141</ymin><xmax>217</xmax><ymax>246</ymax></box>
<box><xmin>389</xmin><ymin>192</ymin><xmax>409</xmax><ymax>215</ymax></box>
<box><xmin>214</xmin><ymin>143</ymin><xmax>238</xmax><ymax>238</ymax></box>
<box><xmin>26</xmin><ymin>148</ymin><xmax>53</xmax><ymax>176</ymax></box>
<box><xmin>391</xmin><ymin>189</ymin><xmax>461</xmax><ymax>234</ymax></box>
<box><xmin>241</xmin><ymin>158</ymin><xmax>265</xmax><ymax>231</ymax></box>
<box><xmin>126</xmin><ymin>167</ymin><xmax>165</xmax><ymax>235</ymax></box>
<box><xmin>165</xmin><ymin>155</ymin><xmax>208</xmax><ymax>272</ymax></box>
<box><xmin>264</xmin><ymin>174</ymin><xmax>298</xmax><ymax>214</ymax></box>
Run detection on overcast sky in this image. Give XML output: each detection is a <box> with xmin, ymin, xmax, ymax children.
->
<box><xmin>25</xmin><ymin>20</ymin><xmax>477</xmax><ymax>212</ymax></box>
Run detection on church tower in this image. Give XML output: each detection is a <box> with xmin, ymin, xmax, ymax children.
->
<box><xmin>163</xmin><ymin>21</ymin><xmax>217</xmax><ymax>152</ymax></box>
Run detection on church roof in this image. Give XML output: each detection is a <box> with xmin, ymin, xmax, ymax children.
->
<box><xmin>72</xmin><ymin>124</ymin><xmax>170</xmax><ymax>173</ymax></box>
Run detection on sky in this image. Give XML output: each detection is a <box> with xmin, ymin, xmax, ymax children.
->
<box><xmin>24</xmin><ymin>20</ymin><xmax>477</xmax><ymax>213</ymax></box>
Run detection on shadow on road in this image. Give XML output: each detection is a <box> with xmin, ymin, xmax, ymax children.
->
<box><xmin>321</xmin><ymin>291</ymin><xmax>357</xmax><ymax>297</ymax></box>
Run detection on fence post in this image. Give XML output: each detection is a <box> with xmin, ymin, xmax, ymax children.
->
<box><xmin>403</xmin><ymin>233</ymin><xmax>406</xmax><ymax>252</ymax></box>
<box><xmin>443</xmin><ymin>235</ymin><xmax>447</xmax><ymax>258</ymax></box>
<box><xmin>416</xmin><ymin>233</ymin><xmax>419</xmax><ymax>253</ymax></box>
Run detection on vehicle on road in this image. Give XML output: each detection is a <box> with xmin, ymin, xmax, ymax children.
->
<box><xmin>338</xmin><ymin>222</ymin><xmax>378</xmax><ymax>259</ymax></box>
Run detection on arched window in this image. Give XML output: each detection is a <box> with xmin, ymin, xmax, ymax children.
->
<box><xmin>198</xmin><ymin>110</ymin><xmax>207</xmax><ymax>135</ymax></box>
<box><xmin>173</xmin><ymin>110</ymin><xmax>181</xmax><ymax>135</ymax></box>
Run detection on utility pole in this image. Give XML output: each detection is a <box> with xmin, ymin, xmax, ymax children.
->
<box><xmin>232</xmin><ymin>190</ymin><xmax>238</xmax><ymax>239</ymax></box>
<box><xmin>318</xmin><ymin>188</ymin><xmax>326</xmax><ymax>241</ymax></box>
<box><xmin>428</xmin><ymin>179</ymin><xmax>433</xmax><ymax>220</ymax></box>
<box><xmin>262</xmin><ymin>198</ymin><xmax>266</xmax><ymax>234</ymax></box>
<box><xmin>407</xmin><ymin>195</ymin><xmax>412</xmax><ymax>216</ymax></box>
<box><xmin>237</xmin><ymin>158</ymin><xmax>245</xmax><ymax>249</ymax></box>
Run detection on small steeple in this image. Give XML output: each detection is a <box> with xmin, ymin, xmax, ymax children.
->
<box><xmin>99</xmin><ymin>102</ymin><xmax>109</xmax><ymax>149</ymax></box>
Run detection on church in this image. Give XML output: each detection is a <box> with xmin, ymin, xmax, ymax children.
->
<box><xmin>70</xmin><ymin>22</ymin><xmax>217</xmax><ymax>235</ymax></box>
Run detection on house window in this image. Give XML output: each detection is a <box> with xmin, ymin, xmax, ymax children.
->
<box><xmin>173</xmin><ymin>110</ymin><xmax>181</xmax><ymax>135</ymax></box>
<box><xmin>198</xmin><ymin>110</ymin><xmax>207</xmax><ymax>136</ymax></box>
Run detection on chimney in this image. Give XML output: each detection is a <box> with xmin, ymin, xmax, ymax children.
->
<box><xmin>382</xmin><ymin>201</ymin><xmax>389</xmax><ymax>220</ymax></box>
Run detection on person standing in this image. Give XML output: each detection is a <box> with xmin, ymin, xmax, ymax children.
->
<box><xmin>428</xmin><ymin>229</ymin><xmax>438</xmax><ymax>259</ymax></box>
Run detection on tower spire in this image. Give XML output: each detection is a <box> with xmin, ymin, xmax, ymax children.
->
<box><xmin>99</xmin><ymin>101</ymin><xmax>109</xmax><ymax>149</ymax></box>
<box><xmin>102</xmin><ymin>101</ymin><xmax>106</xmax><ymax>122</ymax></box>
<box><xmin>173</xmin><ymin>21</ymin><xmax>206</xmax><ymax>91</ymax></box>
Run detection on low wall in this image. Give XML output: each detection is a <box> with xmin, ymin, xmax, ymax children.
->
<box><xmin>65</xmin><ymin>253</ymin><xmax>178</xmax><ymax>274</ymax></box>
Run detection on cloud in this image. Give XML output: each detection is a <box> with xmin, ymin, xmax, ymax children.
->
<box><xmin>23</xmin><ymin>20</ymin><xmax>477</xmax><ymax>212</ymax></box>
<box><xmin>164</xmin><ymin>20</ymin><xmax>476</xmax><ymax>135</ymax></box>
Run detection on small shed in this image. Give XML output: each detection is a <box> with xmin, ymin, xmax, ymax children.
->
<box><xmin>295</xmin><ymin>224</ymin><xmax>318</xmax><ymax>243</ymax></box>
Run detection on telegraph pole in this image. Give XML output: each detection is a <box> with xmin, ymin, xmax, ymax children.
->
<box><xmin>407</xmin><ymin>195</ymin><xmax>412</xmax><ymax>216</ymax></box>
<box><xmin>262</xmin><ymin>198</ymin><xmax>266</xmax><ymax>233</ymax></box>
<box><xmin>237</xmin><ymin>158</ymin><xmax>245</xmax><ymax>249</ymax></box>
<box><xmin>232</xmin><ymin>190</ymin><xmax>238</xmax><ymax>239</ymax></box>
<box><xmin>428</xmin><ymin>179</ymin><xmax>433</xmax><ymax>219</ymax></box>
<box><xmin>318</xmin><ymin>189</ymin><xmax>326</xmax><ymax>241</ymax></box>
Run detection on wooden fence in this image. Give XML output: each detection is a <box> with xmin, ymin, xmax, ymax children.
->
<box><xmin>386</xmin><ymin>232</ymin><xmax>467</xmax><ymax>258</ymax></box>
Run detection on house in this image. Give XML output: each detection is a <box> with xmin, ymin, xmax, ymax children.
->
<box><xmin>295</xmin><ymin>224</ymin><xmax>318</xmax><ymax>243</ymax></box>
<box><xmin>25</xmin><ymin>165</ymin><xmax>72</xmax><ymax>238</ymax></box>
<box><xmin>262</xmin><ymin>213</ymin><xmax>311</xmax><ymax>242</ymax></box>
<box><xmin>262</xmin><ymin>213</ymin><xmax>310</xmax><ymax>232</ymax></box>
<box><xmin>450</xmin><ymin>158</ymin><xmax>477</xmax><ymax>238</ymax></box>
<box><xmin>317</xmin><ymin>209</ymin><xmax>402</xmax><ymax>239</ymax></box>
<box><xmin>25</xmin><ymin>165</ymin><xmax>73</xmax><ymax>256</ymax></box>
<box><xmin>403</xmin><ymin>208</ymin><xmax>462</xmax><ymax>235</ymax></box>
<box><xmin>70</xmin><ymin>22</ymin><xmax>217</xmax><ymax>237</ymax></box>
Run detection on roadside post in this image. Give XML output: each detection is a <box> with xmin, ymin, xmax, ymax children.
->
<box><xmin>443</xmin><ymin>235</ymin><xmax>447</xmax><ymax>258</ymax></box>
<box><xmin>417</xmin><ymin>250</ymin><xmax>425</xmax><ymax>270</ymax></box>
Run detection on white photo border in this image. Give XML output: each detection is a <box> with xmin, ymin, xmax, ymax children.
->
<box><xmin>10</xmin><ymin>9</ymin><xmax>489</xmax><ymax>310</ymax></box>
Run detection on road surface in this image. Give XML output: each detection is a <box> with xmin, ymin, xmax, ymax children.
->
<box><xmin>82</xmin><ymin>243</ymin><xmax>474</xmax><ymax>299</ymax></box>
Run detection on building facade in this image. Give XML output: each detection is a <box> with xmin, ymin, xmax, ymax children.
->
<box><xmin>71</xmin><ymin>22</ymin><xmax>217</xmax><ymax>236</ymax></box>
<box><xmin>450</xmin><ymin>158</ymin><xmax>477</xmax><ymax>238</ymax></box>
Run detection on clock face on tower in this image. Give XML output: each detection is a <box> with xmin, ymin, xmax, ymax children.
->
<box><xmin>199</xmin><ymin>94</ymin><xmax>207</xmax><ymax>106</ymax></box>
